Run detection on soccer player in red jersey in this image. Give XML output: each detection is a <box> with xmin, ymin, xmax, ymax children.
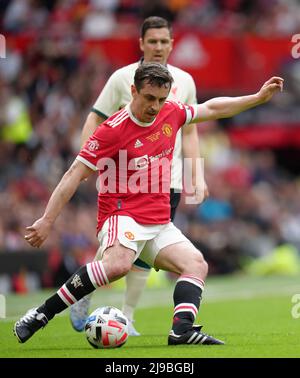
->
<box><xmin>71</xmin><ymin>16</ymin><xmax>208</xmax><ymax>337</ymax></box>
<box><xmin>14</xmin><ymin>63</ymin><xmax>283</xmax><ymax>345</ymax></box>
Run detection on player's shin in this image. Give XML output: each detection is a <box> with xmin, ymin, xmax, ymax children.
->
<box><xmin>171</xmin><ymin>275</ymin><xmax>204</xmax><ymax>335</ymax></box>
<box><xmin>38</xmin><ymin>261</ymin><xmax>109</xmax><ymax>320</ymax></box>
<box><xmin>122</xmin><ymin>268</ymin><xmax>150</xmax><ymax>321</ymax></box>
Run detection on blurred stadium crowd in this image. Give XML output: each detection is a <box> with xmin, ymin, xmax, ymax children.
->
<box><xmin>1</xmin><ymin>0</ymin><xmax>300</xmax><ymax>37</ymax></box>
<box><xmin>1</xmin><ymin>0</ymin><xmax>300</xmax><ymax>291</ymax></box>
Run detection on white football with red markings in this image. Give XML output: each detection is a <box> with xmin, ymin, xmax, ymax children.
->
<box><xmin>85</xmin><ymin>306</ymin><xmax>129</xmax><ymax>349</ymax></box>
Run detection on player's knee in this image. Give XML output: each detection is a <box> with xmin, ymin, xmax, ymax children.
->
<box><xmin>192</xmin><ymin>251</ymin><xmax>208</xmax><ymax>277</ymax></box>
<box><xmin>200</xmin><ymin>258</ymin><xmax>208</xmax><ymax>277</ymax></box>
<box><xmin>111</xmin><ymin>259</ymin><xmax>132</xmax><ymax>278</ymax></box>
<box><xmin>102</xmin><ymin>244</ymin><xmax>134</xmax><ymax>279</ymax></box>
<box><xmin>102</xmin><ymin>257</ymin><xmax>132</xmax><ymax>280</ymax></box>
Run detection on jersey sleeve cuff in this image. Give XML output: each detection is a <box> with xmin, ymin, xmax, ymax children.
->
<box><xmin>91</xmin><ymin>108</ymin><xmax>109</xmax><ymax>119</ymax></box>
<box><xmin>76</xmin><ymin>155</ymin><xmax>98</xmax><ymax>171</ymax></box>
<box><xmin>191</xmin><ymin>105</ymin><xmax>198</xmax><ymax>122</ymax></box>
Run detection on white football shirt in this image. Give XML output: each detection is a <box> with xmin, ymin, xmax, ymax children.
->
<box><xmin>92</xmin><ymin>62</ymin><xmax>197</xmax><ymax>190</ymax></box>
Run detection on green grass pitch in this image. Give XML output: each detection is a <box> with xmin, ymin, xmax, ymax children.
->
<box><xmin>0</xmin><ymin>274</ymin><xmax>299</xmax><ymax>358</ymax></box>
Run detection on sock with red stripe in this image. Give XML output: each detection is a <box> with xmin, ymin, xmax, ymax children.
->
<box><xmin>172</xmin><ymin>275</ymin><xmax>204</xmax><ymax>335</ymax></box>
<box><xmin>37</xmin><ymin>261</ymin><xmax>109</xmax><ymax>320</ymax></box>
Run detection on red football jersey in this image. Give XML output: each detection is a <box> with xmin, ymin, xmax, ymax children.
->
<box><xmin>77</xmin><ymin>100</ymin><xmax>196</xmax><ymax>232</ymax></box>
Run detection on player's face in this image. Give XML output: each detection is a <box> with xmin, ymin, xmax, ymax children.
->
<box><xmin>140</xmin><ymin>28</ymin><xmax>173</xmax><ymax>65</ymax></box>
<box><xmin>131</xmin><ymin>82</ymin><xmax>170</xmax><ymax>123</ymax></box>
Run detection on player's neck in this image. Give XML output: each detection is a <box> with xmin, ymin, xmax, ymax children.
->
<box><xmin>127</xmin><ymin>104</ymin><xmax>156</xmax><ymax>127</ymax></box>
<box><xmin>141</xmin><ymin>57</ymin><xmax>168</xmax><ymax>67</ymax></box>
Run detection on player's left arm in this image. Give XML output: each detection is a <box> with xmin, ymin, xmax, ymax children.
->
<box><xmin>182</xmin><ymin>123</ymin><xmax>209</xmax><ymax>203</ymax></box>
<box><xmin>182</xmin><ymin>75</ymin><xmax>208</xmax><ymax>203</ymax></box>
<box><xmin>191</xmin><ymin>77</ymin><xmax>284</xmax><ymax>123</ymax></box>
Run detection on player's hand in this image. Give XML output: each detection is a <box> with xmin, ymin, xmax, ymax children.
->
<box><xmin>194</xmin><ymin>180</ymin><xmax>209</xmax><ymax>204</ymax></box>
<box><xmin>257</xmin><ymin>77</ymin><xmax>284</xmax><ymax>103</ymax></box>
<box><xmin>24</xmin><ymin>217</ymin><xmax>52</xmax><ymax>248</ymax></box>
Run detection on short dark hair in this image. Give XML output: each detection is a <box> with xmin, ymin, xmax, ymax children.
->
<box><xmin>134</xmin><ymin>62</ymin><xmax>174</xmax><ymax>92</ymax></box>
<box><xmin>141</xmin><ymin>16</ymin><xmax>172</xmax><ymax>39</ymax></box>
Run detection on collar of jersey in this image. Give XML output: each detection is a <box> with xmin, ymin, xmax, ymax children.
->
<box><xmin>126</xmin><ymin>104</ymin><xmax>156</xmax><ymax>127</ymax></box>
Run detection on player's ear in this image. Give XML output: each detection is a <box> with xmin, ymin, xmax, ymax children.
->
<box><xmin>139</xmin><ymin>38</ymin><xmax>144</xmax><ymax>52</ymax></box>
<box><xmin>131</xmin><ymin>84</ymin><xmax>137</xmax><ymax>98</ymax></box>
<box><xmin>170</xmin><ymin>38</ymin><xmax>174</xmax><ymax>52</ymax></box>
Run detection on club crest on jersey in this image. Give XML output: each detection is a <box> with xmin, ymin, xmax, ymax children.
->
<box><xmin>146</xmin><ymin>131</ymin><xmax>160</xmax><ymax>142</ymax></box>
<box><xmin>124</xmin><ymin>231</ymin><xmax>135</xmax><ymax>240</ymax></box>
<box><xmin>162</xmin><ymin>124</ymin><xmax>172</xmax><ymax>137</ymax></box>
<box><xmin>87</xmin><ymin>140</ymin><xmax>100</xmax><ymax>151</ymax></box>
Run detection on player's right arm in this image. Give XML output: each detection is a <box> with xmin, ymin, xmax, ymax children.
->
<box><xmin>24</xmin><ymin>160</ymin><xmax>93</xmax><ymax>248</ymax></box>
<box><xmin>81</xmin><ymin>71</ymin><xmax>122</xmax><ymax>147</ymax></box>
<box><xmin>81</xmin><ymin>112</ymin><xmax>106</xmax><ymax>147</ymax></box>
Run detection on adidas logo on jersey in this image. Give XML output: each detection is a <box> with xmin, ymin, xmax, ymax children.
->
<box><xmin>134</xmin><ymin>139</ymin><xmax>143</xmax><ymax>148</ymax></box>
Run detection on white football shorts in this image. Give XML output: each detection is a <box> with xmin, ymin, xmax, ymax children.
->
<box><xmin>95</xmin><ymin>215</ymin><xmax>189</xmax><ymax>267</ymax></box>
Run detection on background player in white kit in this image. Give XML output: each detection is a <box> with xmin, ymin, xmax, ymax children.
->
<box><xmin>70</xmin><ymin>16</ymin><xmax>208</xmax><ymax>336</ymax></box>
<box><xmin>14</xmin><ymin>63</ymin><xmax>283</xmax><ymax>346</ymax></box>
